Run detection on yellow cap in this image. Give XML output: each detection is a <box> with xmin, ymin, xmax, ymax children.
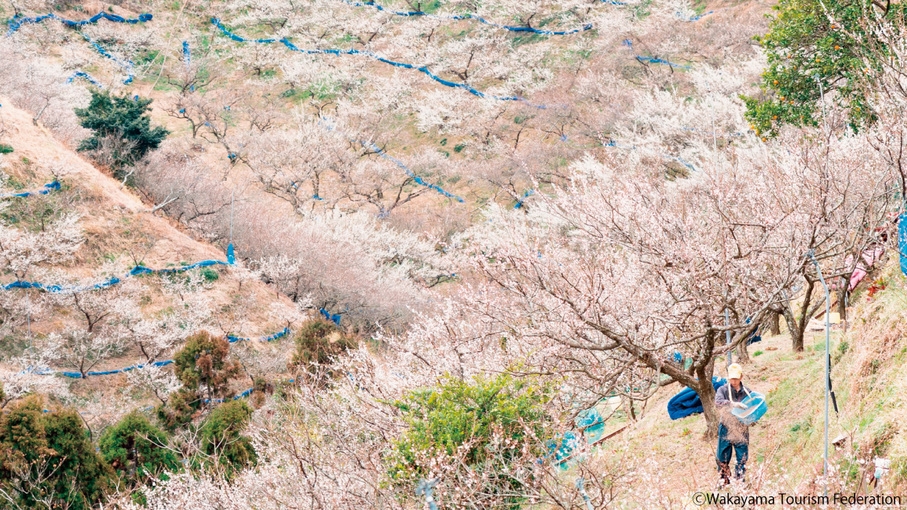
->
<box><xmin>728</xmin><ymin>363</ymin><xmax>743</xmax><ymax>380</ymax></box>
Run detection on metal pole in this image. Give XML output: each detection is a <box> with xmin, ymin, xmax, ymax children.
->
<box><xmin>725</xmin><ymin>308</ymin><xmax>732</xmax><ymax>367</ymax></box>
<box><xmin>808</xmin><ymin>250</ymin><xmax>830</xmax><ymax>497</ymax></box>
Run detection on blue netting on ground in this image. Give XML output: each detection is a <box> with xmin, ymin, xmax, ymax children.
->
<box><xmin>341</xmin><ymin>0</ymin><xmax>595</xmax><ymax>36</ymax></box>
<box><xmin>28</xmin><ymin>326</ymin><xmax>290</xmax><ymax>378</ymax></box>
<box><xmin>212</xmin><ymin>18</ymin><xmax>543</xmax><ymax>106</ymax></box>
<box><xmin>0</xmin><ymin>181</ymin><xmax>60</xmax><ymax>199</ymax></box>
<box><xmin>513</xmin><ymin>189</ymin><xmax>533</xmax><ymax>209</ymax></box>
<box><xmin>182</xmin><ymin>40</ymin><xmax>191</xmax><ymax>66</ymax></box>
<box><xmin>6</xmin><ymin>11</ymin><xmax>152</xmax><ymax>35</ymax></box>
<box><xmin>635</xmin><ymin>55</ymin><xmax>690</xmax><ymax>69</ymax></box>
<box><xmin>67</xmin><ymin>71</ymin><xmax>102</xmax><ymax>87</ymax></box>
<box><xmin>361</xmin><ymin>140</ymin><xmax>466</xmax><ymax>202</ymax></box>
<box><xmin>676</xmin><ymin>10</ymin><xmax>713</xmax><ymax>21</ymax></box>
<box><xmin>6</xmin><ymin>11</ymin><xmax>151</xmax><ymax>84</ymax></box>
<box><xmin>1</xmin><ymin>244</ymin><xmax>234</xmax><ymax>293</ymax></box>
<box><xmin>319</xmin><ymin>307</ymin><xmax>342</xmax><ymax>325</ymax></box>
<box><xmin>227</xmin><ymin>326</ymin><xmax>290</xmax><ymax>343</ymax></box>
<box><xmin>205</xmin><ymin>377</ymin><xmax>297</xmax><ymax>404</ymax></box>
<box><xmin>319</xmin><ymin>117</ymin><xmax>465</xmax><ymax>202</ymax></box>
<box><xmin>81</xmin><ymin>33</ymin><xmax>136</xmax><ymax>84</ymax></box>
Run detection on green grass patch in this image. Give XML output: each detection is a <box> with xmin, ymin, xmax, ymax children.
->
<box><xmin>512</xmin><ymin>32</ymin><xmax>545</xmax><ymax>47</ymax></box>
<box><xmin>135</xmin><ymin>49</ymin><xmax>163</xmax><ymax>66</ymax></box>
<box><xmin>0</xmin><ymin>144</ymin><xmax>13</xmax><ymax>154</ymax></box>
<box><xmin>201</xmin><ymin>268</ymin><xmax>219</xmax><ymax>282</ymax></box>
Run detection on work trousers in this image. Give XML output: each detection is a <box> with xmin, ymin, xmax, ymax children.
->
<box><xmin>716</xmin><ymin>423</ymin><xmax>748</xmax><ymax>482</ymax></box>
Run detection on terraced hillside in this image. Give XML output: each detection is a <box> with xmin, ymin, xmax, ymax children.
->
<box><xmin>2</xmin><ymin>0</ymin><xmax>907</xmax><ymax>507</ymax></box>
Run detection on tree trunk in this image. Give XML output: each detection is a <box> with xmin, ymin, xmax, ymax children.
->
<box><xmin>768</xmin><ymin>312</ymin><xmax>781</xmax><ymax>336</ymax></box>
<box><xmin>791</xmin><ymin>326</ymin><xmax>805</xmax><ymax>352</ymax></box>
<box><xmin>737</xmin><ymin>341</ymin><xmax>750</xmax><ymax>364</ymax></box>
<box><xmin>698</xmin><ymin>379</ymin><xmax>719</xmax><ymax>440</ymax></box>
<box><xmin>837</xmin><ymin>288</ymin><xmax>848</xmax><ymax>321</ymax></box>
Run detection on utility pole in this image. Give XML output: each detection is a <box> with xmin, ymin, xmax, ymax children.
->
<box><xmin>808</xmin><ymin>250</ymin><xmax>830</xmax><ymax>498</ymax></box>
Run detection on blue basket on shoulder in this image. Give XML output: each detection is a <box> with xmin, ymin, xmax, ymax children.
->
<box><xmin>731</xmin><ymin>391</ymin><xmax>767</xmax><ymax>425</ymax></box>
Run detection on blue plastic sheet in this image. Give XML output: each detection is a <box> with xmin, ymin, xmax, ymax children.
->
<box><xmin>66</xmin><ymin>71</ymin><xmax>102</xmax><ymax>87</ymax></box>
<box><xmin>182</xmin><ymin>40</ymin><xmax>191</xmax><ymax>66</ymax></box>
<box><xmin>576</xmin><ymin>408</ymin><xmax>605</xmax><ymax>442</ymax></box>
<box><xmin>900</xmin><ymin>213</ymin><xmax>907</xmax><ymax>277</ymax></box>
<box><xmin>341</xmin><ymin>0</ymin><xmax>595</xmax><ymax>36</ymax></box>
<box><xmin>30</xmin><ymin>359</ymin><xmax>174</xmax><ymax>379</ymax></box>
<box><xmin>667</xmin><ymin>377</ymin><xmax>726</xmax><ymax>420</ymax></box>
<box><xmin>677</xmin><ymin>10</ymin><xmax>714</xmax><ymax>22</ymax></box>
<box><xmin>211</xmin><ymin>18</ymin><xmax>541</xmax><ymax>106</ymax></box>
<box><xmin>0</xmin><ymin>181</ymin><xmax>60</xmax><ymax>199</ymax></box>
<box><xmin>319</xmin><ymin>307</ymin><xmax>342</xmax><ymax>325</ymax></box>
<box><xmin>635</xmin><ymin>55</ymin><xmax>691</xmax><ymax>70</ymax></box>
<box><xmin>513</xmin><ymin>189</ymin><xmax>533</xmax><ymax>209</ymax></box>
<box><xmin>1</xmin><ymin>244</ymin><xmax>235</xmax><ymax>293</ymax></box>
<box><xmin>547</xmin><ymin>430</ymin><xmax>580</xmax><ymax>463</ymax></box>
<box><xmin>227</xmin><ymin>326</ymin><xmax>290</xmax><ymax>343</ymax></box>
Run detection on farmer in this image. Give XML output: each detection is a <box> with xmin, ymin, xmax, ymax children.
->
<box><xmin>715</xmin><ymin>363</ymin><xmax>752</xmax><ymax>486</ymax></box>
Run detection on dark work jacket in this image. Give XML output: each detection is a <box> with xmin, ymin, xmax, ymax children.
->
<box><xmin>715</xmin><ymin>382</ymin><xmax>751</xmax><ymax>408</ymax></box>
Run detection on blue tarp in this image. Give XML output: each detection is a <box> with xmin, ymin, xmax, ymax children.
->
<box><xmin>667</xmin><ymin>376</ymin><xmax>726</xmax><ymax>420</ymax></box>
<box><xmin>319</xmin><ymin>307</ymin><xmax>342</xmax><ymax>325</ymax></box>
<box><xmin>513</xmin><ymin>190</ymin><xmax>533</xmax><ymax>209</ymax></box>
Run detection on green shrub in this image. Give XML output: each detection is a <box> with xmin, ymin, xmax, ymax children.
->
<box><xmin>200</xmin><ymin>268</ymin><xmax>219</xmax><ymax>282</ymax></box>
<box><xmin>0</xmin><ymin>396</ymin><xmax>114</xmax><ymax>509</ymax></box>
<box><xmin>100</xmin><ymin>412</ymin><xmax>181</xmax><ymax>487</ymax></box>
<box><xmin>290</xmin><ymin>319</ymin><xmax>357</xmax><ymax>377</ymax></box>
<box><xmin>173</xmin><ymin>331</ymin><xmax>242</xmax><ymax>402</ymax></box>
<box><xmin>196</xmin><ymin>400</ymin><xmax>257</xmax><ymax>477</ymax></box>
<box><xmin>386</xmin><ymin>373</ymin><xmax>554</xmax><ymax>508</ymax></box>
<box><xmin>0</xmin><ymin>143</ymin><xmax>13</xmax><ymax>154</ymax></box>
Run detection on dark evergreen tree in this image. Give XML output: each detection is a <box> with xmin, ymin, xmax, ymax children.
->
<box><xmin>100</xmin><ymin>412</ymin><xmax>181</xmax><ymax>487</ymax></box>
<box><xmin>74</xmin><ymin>90</ymin><xmax>169</xmax><ymax>169</ymax></box>
<box><xmin>0</xmin><ymin>396</ymin><xmax>114</xmax><ymax>509</ymax></box>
